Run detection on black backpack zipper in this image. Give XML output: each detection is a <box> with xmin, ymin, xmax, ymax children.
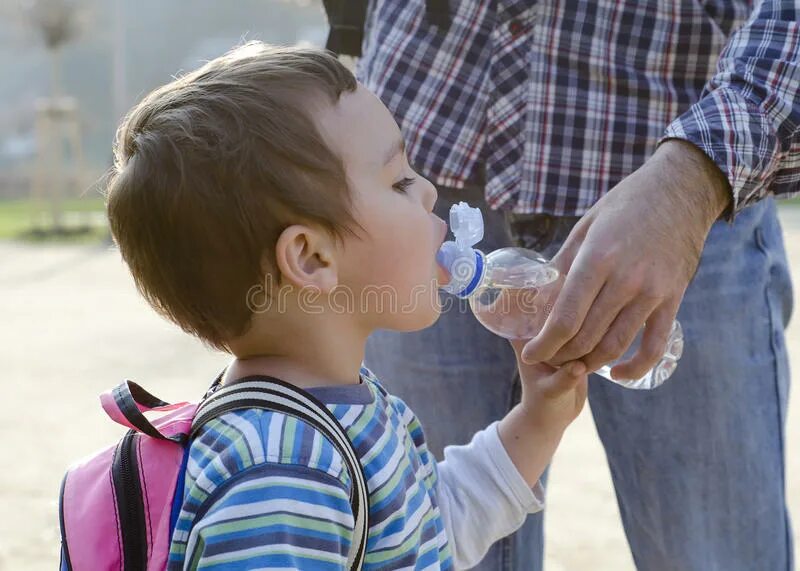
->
<box><xmin>112</xmin><ymin>430</ymin><xmax>148</xmax><ymax>570</ymax></box>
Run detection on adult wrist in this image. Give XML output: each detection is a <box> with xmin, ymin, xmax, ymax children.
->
<box><xmin>655</xmin><ymin>139</ymin><xmax>732</xmax><ymax>225</ymax></box>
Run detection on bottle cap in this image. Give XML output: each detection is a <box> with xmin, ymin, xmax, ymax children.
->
<box><xmin>449</xmin><ymin>201</ymin><xmax>483</xmax><ymax>248</ymax></box>
<box><xmin>437</xmin><ymin>202</ymin><xmax>486</xmax><ymax>297</ymax></box>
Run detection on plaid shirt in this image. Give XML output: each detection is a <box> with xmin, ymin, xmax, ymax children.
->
<box><xmin>357</xmin><ymin>0</ymin><xmax>800</xmax><ymax>216</ymax></box>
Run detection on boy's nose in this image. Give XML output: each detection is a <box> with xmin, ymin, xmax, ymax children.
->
<box><xmin>422</xmin><ymin>177</ymin><xmax>438</xmax><ymax>211</ymax></box>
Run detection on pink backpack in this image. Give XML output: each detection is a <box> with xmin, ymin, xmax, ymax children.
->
<box><xmin>58</xmin><ymin>376</ymin><xmax>368</xmax><ymax>571</ymax></box>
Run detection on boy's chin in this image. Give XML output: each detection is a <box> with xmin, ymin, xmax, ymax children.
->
<box><xmin>385</xmin><ymin>307</ymin><xmax>442</xmax><ymax>333</ymax></box>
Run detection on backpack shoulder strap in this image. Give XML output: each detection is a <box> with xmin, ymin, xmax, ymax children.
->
<box><xmin>191</xmin><ymin>378</ymin><xmax>368</xmax><ymax>571</ymax></box>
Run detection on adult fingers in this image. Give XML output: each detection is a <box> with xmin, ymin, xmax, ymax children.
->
<box><xmin>549</xmin><ymin>215</ymin><xmax>590</xmax><ymax>274</ymax></box>
<box><xmin>609</xmin><ymin>302</ymin><xmax>678</xmax><ymax>381</ymax></box>
<box><xmin>580</xmin><ymin>294</ymin><xmax>661</xmax><ymax>374</ymax></box>
<box><xmin>521</xmin><ymin>247</ymin><xmax>607</xmax><ymax>364</ymax></box>
<box><xmin>547</xmin><ymin>279</ymin><xmax>633</xmax><ymax>365</ymax></box>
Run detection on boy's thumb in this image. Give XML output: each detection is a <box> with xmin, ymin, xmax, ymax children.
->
<box><xmin>543</xmin><ymin>361</ymin><xmax>586</xmax><ymax>394</ymax></box>
<box><xmin>567</xmin><ymin>361</ymin><xmax>586</xmax><ymax>376</ymax></box>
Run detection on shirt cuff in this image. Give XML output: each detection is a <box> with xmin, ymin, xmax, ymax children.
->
<box><xmin>661</xmin><ymin>86</ymin><xmax>783</xmax><ymax>220</ymax></box>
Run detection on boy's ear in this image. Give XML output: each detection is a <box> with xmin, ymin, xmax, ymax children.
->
<box><xmin>274</xmin><ymin>225</ymin><xmax>339</xmax><ymax>292</ymax></box>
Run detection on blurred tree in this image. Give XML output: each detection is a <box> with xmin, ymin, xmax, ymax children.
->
<box><xmin>21</xmin><ymin>0</ymin><xmax>88</xmax><ymax>233</ymax></box>
<box><xmin>23</xmin><ymin>0</ymin><xmax>85</xmax><ymax>96</ymax></box>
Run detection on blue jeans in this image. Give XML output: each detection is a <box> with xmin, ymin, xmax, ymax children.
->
<box><xmin>365</xmin><ymin>186</ymin><xmax>794</xmax><ymax>570</ymax></box>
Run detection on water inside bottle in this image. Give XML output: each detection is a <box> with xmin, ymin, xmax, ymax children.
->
<box><xmin>470</xmin><ymin>277</ymin><xmax>564</xmax><ymax>340</ymax></box>
<box><xmin>470</xmin><ymin>267</ymin><xmax>684</xmax><ymax>390</ymax></box>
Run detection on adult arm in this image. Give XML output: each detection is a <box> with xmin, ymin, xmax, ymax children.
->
<box><xmin>522</xmin><ymin>0</ymin><xmax>800</xmax><ymax>378</ymax></box>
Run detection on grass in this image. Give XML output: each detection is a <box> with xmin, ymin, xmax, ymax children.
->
<box><xmin>0</xmin><ymin>197</ymin><xmax>109</xmax><ymax>243</ymax></box>
<box><xmin>0</xmin><ymin>193</ymin><xmax>797</xmax><ymax>244</ymax></box>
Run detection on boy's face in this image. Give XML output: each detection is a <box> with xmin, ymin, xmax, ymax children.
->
<box><xmin>317</xmin><ymin>84</ymin><xmax>448</xmax><ymax>332</ymax></box>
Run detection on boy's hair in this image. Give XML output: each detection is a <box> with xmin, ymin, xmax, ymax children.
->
<box><xmin>106</xmin><ymin>42</ymin><xmax>357</xmax><ymax>351</ymax></box>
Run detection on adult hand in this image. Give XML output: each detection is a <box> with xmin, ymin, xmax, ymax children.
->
<box><xmin>521</xmin><ymin>140</ymin><xmax>731</xmax><ymax>380</ymax></box>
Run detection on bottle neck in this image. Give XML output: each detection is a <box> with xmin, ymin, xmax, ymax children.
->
<box><xmin>449</xmin><ymin>249</ymin><xmax>486</xmax><ymax>299</ymax></box>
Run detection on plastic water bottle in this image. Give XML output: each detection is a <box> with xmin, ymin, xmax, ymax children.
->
<box><xmin>437</xmin><ymin>202</ymin><xmax>684</xmax><ymax>390</ymax></box>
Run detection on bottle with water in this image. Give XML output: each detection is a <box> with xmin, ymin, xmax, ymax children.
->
<box><xmin>436</xmin><ymin>202</ymin><xmax>684</xmax><ymax>390</ymax></box>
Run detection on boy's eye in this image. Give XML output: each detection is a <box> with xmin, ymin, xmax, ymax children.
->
<box><xmin>392</xmin><ymin>176</ymin><xmax>416</xmax><ymax>194</ymax></box>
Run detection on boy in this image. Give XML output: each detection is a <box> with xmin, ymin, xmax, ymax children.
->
<box><xmin>106</xmin><ymin>42</ymin><xmax>587</xmax><ymax>570</ymax></box>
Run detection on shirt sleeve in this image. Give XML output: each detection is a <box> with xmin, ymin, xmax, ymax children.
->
<box><xmin>662</xmin><ymin>0</ymin><xmax>800</xmax><ymax>218</ymax></box>
<box><xmin>435</xmin><ymin>422</ymin><xmax>545</xmax><ymax>570</ymax></box>
<box><xmin>183</xmin><ymin>463</ymin><xmax>354</xmax><ymax>571</ymax></box>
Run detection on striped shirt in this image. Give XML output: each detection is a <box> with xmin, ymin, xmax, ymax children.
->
<box><xmin>357</xmin><ymin>0</ymin><xmax>800</xmax><ymax>216</ymax></box>
<box><xmin>168</xmin><ymin>368</ymin><xmax>543</xmax><ymax>570</ymax></box>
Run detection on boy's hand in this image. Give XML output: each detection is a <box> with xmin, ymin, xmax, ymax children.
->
<box><xmin>498</xmin><ymin>340</ymin><xmax>588</xmax><ymax>487</ymax></box>
<box><xmin>511</xmin><ymin>339</ymin><xmax>588</xmax><ymax>433</ymax></box>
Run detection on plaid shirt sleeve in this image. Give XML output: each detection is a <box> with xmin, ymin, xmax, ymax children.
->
<box><xmin>663</xmin><ymin>0</ymin><xmax>800</xmax><ymax>217</ymax></box>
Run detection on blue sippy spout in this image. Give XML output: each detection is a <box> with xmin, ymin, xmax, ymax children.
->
<box><xmin>437</xmin><ymin>202</ymin><xmax>486</xmax><ymax>298</ymax></box>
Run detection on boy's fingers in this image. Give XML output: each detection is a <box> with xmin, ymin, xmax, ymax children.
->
<box><xmin>521</xmin><ymin>360</ymin><xmax>559</xmax><ymax>378</ymax></box>
<box><xmin>568</xmin><ymin>361</ymin><xmax>586</xmax><ymax>376</ymax></box>
<box><xmin>540</xmin><ymin>360</ymin><xmax>586</xmax><ymax>395</ymax></box>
